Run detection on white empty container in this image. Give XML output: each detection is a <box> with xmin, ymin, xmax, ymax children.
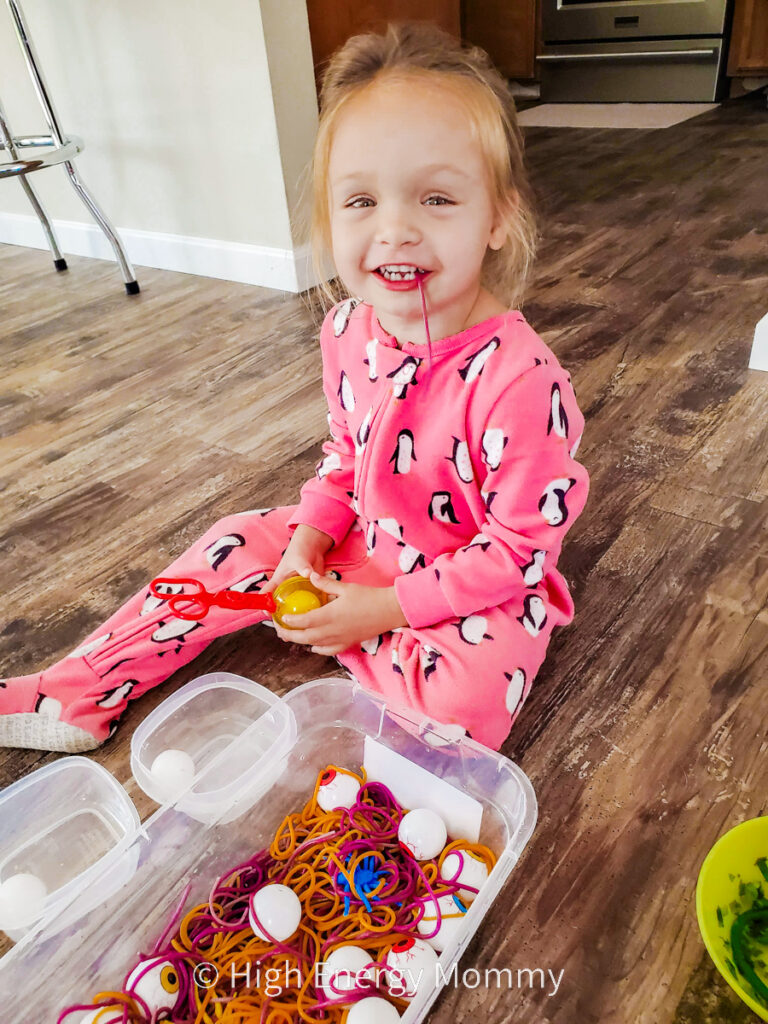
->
<box><xmin>131</xmin><ymin>672</ymin><xmax>296</xmax><ymax>823</ymax></box>
<box><xmin>0</xmin><ymin>757</ymin><xmax>139</xmax><ymax>941</ymax></box>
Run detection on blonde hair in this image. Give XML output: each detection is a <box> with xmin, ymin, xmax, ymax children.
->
<box><xmin>306</xmin><ymin>20</ymin><xmax>537</xmax><ymax>314</ymax></box>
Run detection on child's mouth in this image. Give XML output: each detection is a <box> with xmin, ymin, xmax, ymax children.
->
<box><xmin>373</xmin><ymin>265</ymin><xmax>431</xmax><ymax>290</ymax></box>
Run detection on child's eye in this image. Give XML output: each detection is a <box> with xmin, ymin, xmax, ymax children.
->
<box><xmin>425</xmin><ymin>196</ymin><xmax>453</xmax><ymax>206</ymax></box>
<box><xmin>346</xmin><ymin>197</ymin><xmax>374</xmax><ymax>209</ymax></box>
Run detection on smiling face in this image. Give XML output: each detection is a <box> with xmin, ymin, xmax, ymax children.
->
<box><xmin>327</xmin><ymin>74</ymin><xmax>510</xmax><ymax>344</ymax></box>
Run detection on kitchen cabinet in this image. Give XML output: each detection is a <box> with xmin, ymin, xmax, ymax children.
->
<box><xmin>464</xmin><ymin>0</ymin><xmax>539</xmax><ymax>80</ymax></box>
<box><xmin>306</xmin><ymin>1</ymin><xmax>461</xmax><ymax>90</ymax></box>
<box><xmin>727</xmin><ymin>0</ymin><xmax>768</xmax><ymax>75</ymax></box>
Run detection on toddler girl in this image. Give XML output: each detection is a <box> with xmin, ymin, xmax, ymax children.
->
<box><xmin>0</xmin><ymin>22</ymin><xmax>588</xmax><ymax>753</ymax></box>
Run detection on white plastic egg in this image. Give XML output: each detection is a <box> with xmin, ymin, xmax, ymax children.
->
<box><xmin>125</xmin><ymin>957</ymin><xmax>181</xmax><ymax>1013</ymax></box>
<box><xmin>149</xmin><ymin>748</ymin><xmax>195</xmax><ymax>797</ymax></box>
<box><xmin>317</xmin><ymin>943</ymin><xmax>377</xmax><ymax>998</ymax></box>
<box><xmin>248</xmin><ymin>883</ymin><xmax>302</xmax><ymax>942</ymax></box>
<box><xmin>316</xmin><ymin>768</ymin><xmax>361</xmax><ymax>811</ymax></box>
<box><xmin>0</xmin><ymin>872</ymin><xmax>48</xmax><ymax>929</ymax></box>
<box><xmin>383</xmin><ymin>937</ymin><xmax>438</xmax><ymax>998</ymax></box>
<box><xmin>440</xmin><ymin>850</ymin><xmax>489</xmax><ymax>902</ymax></box>
<box><xmin>416</xmin><ymin>892</ymin><xmax>468</xmax><ymax>952</ymax></box>
<box><xmin>397</xmin><ymin>808</ymin><xmax>447</xmax><ymax>861</ymax></box>
<box><xmin>345</xmin><ymin>996</ymin><xmax>401</xmax><ymax>1023</ymax></box>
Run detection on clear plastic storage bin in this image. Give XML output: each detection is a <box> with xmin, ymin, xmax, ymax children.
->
<box><xmin>131</xmin><ymin>672</ymin><xmax>296</xmax><ymax>823</ymax></box>
<box><xmin>0</xmin><ymin>675</ymin><xmax>537</xmax><ymax>1023</ymax></box>
<box><xmin>0</xmin><ymin>757</ymin><xmax>140</xmax><ymax>942</ymax></box>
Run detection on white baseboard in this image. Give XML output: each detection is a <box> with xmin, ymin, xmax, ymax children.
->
<box><xmin>0</xmin><ymin>211</ymin><xmax>330</xmax><ymax>293</ymax></box>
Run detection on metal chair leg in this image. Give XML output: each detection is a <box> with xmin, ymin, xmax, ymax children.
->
<box><xmin>63</xmin><ymin>160</ymin><xmax>140</xmax><ymax>294</ymax></box>
<box><xmin>5</xmin><ymin>0</ymin><xmax>140</xmax><ymax>294</ymax></box>
<box><xmin>18</xmin><ymin>175</ymin><xmax>68</xmax><ymax>271</ymax></box>
<box><xmin>0</xmin><ymin>94</ymin><xmax>67</xmax><ymax>271</ymax></box>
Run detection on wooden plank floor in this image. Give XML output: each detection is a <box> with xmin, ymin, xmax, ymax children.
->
<box><xmin>1</xmin><ymin>92</ymin><xmax>767</xmax><ymax>1022</ymax></box>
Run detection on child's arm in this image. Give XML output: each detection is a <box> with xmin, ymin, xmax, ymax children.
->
<box><xmin>393</xmin><ymin>363</ymin><xmax>590</xmax><ymax>629</ymax></box>
<box><xmin>286</xmin><ymin>305</ymin><xmax>358</xmax><ymax>549</ymax></box>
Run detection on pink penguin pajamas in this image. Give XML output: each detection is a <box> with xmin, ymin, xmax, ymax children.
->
<box><xmin>0</xmin><ymin>298</ymin><xmax>588</xmax><ymax>753</ymax></box>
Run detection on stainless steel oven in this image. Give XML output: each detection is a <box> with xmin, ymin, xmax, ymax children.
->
<box><xmin>539</xmin><ymin>0</ymin><xmax>730</xmax><ymax>101</ymax></box>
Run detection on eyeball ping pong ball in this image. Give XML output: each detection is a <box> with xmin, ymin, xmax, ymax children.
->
<box><xmin>383</xmin><ymin>937</ymin><xmax>438</xmax><ymax>998</ymax></box>
<box><xmin>440</xmin><ymin>850</ymin><xmax>488</xmax><ymax>902</ymax></box>
<box><xmin>398</xmin><ymin>808</ymin><xmax>447</xmax><ymax>861</ymax></box>
<box><xmin>317</xmin><ymin>768</ymin><xmax>361</xmax><ymax>811</ymax></box>
<box><xmin>149</xmin><ymin>749</ymin><xmax>195</xmax><ymax>795</ymax></box>
<box><xmin>126</xmin><ymin>957</ymin><xmax>181</xmax><ymax>1012</ymax></box>
<box><xmin>318</xmin><ymin>943</ymin><xmax>376</xmax><ymax>998</ymax></box>
<box><xmin>0</xmin><ymin>872</ymin><xmax>47</xmax><ymax>928</ymax></box>
<box><xmin>416</xmin><ymin>892</ymin><xmax>468</xmax><ymax>952</ymax></box>
<box><xmin>346</xmin><ymin>996</ymin><xmax>401</xmax><ymax>1023</ymax></box>
<box><xmin>249</xmin><ymin>883</ymin><xmax>302</xmax><ymax>942</ymax></box>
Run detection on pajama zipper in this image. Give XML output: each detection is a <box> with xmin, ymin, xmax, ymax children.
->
<box><xmin>353</xmin><ymin>383</ymin><xmax>394</xmax><ymax>520</ymax></box>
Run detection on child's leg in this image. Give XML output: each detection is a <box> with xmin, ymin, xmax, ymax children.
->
<box><xmin>335</xmin><ymin>584</ymin><xmax>566</xmax><ymax>750</ymax></box>
<box><xmin>0</xmin><ymin>508</ymin><xmax>296</xmax><ymax>752</ymax></box>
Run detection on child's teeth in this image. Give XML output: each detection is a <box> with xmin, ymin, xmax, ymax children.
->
<box><xmin>380</xmin><ymin>265</ymin><xmax>421</xmax><ymax>280</ymax></box>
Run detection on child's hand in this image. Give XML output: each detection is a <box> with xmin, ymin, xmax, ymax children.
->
<box><xmin>273</xmin><ymin>572</ymin><xmax>408</xmax><ymax>655</ymax></box>
<box><xmin>263</xmin><ymin>525</ymin><xmax>334</xmax><ymax>593</ymax></box>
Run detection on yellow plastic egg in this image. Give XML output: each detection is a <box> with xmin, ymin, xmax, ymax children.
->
<box><xmin>283</xmin><ymin>590</ymin><xmax>322</xmax><ymax>616</ymax></box>
<box><xmin>271</xmin><ymin>576</ymin><xmax>327</xmax><ymax>628</ymax></box>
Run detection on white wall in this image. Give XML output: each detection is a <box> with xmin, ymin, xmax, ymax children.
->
<box><xmin>0</xmin><ymin>0</ymin><xmax>324</xmax><ymax>291</ymax></box>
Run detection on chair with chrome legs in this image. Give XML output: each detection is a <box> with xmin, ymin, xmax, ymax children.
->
<box><xmin>0</xmin><ymin>0</ymin><xmax>139</xmax><ymax>294</ymax></box>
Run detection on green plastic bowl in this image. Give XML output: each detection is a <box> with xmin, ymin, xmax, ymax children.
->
<box><xmin>696</xmin><ymin>816</ymin><xmax>768</xmax><ymax>1021</ymax></box>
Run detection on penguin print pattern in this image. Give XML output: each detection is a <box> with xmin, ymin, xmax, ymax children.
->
<box><xmin>447</xmin><ymin>437</ymin><xmax>473</xmax><ymax>483</ymax></box>
<box><xmin>481</xmin><ymin>489</ymin><xmax>498</xmax><ymax>514</ymax></box>
<box><xmin>361</xmin><ymin>634</ymin><xmax>383</xmax><ymax>656</ymax></box>
<box><xmin>390</xmin><ymin>430</ymin><xmax>417</xmax><ymax>474</ymax></box>
<box><xmin>517</xmin><ymin>594</ymin><xmax>548</xmax><ymax>638</ymax></box>
<box><xmin>365</xmin><ymin>520</ymin><xmax>376</xmax><ymax>556</ymax></box>
<box><xmin>151</xmin><ymin>619</ymin><xmax>203</xmax><ymax>644</ymax></box>
<box><xmin>35</xmin><ymin>694</ymin><xmax>62</xmax><ymax>719</ymax></box>
<box><xmin>230</xmin><ymin>571</ymin><xmax>268</xmax><ymax>593</ymax></box>
<box><xmin>67</xmin><ymin>633</ymin><xmax>113</xmax><ymax>659</ymax></box>
<box><xmin>521</xmin><ymin>550</ymin><xmax>546</xmax><ymax>587</ymax></box>
<box><xmin>458</xmin><ymin>338</ymin><xmax>500</xmax><ymax>383</ymax></box>
<box><xmin>317</xmin><ymin>451</ymin><xmax>342</xmax><ymax>479</ymax></box>
<box><xmin>420</xmin><ymin>644</ymin><xmax>443</xmax><ymax>680</ymax></box>
<box><xmin>428</xmin><ymin>491</ymin><xmax>460</xmax><ymax>524</ymax></box>
<box><xmin>205</xmin><ymin>534</ymin><xmax>245</xmax><ymax>571</ymax></box>
<box><xmin>504</xmin><ymin>669</ymin><xmax>526</xmax><ymax>716</ymax></box>
<box><xmin>387</xmin><ymin>356</ymin><xmax>420</xmax><ymax>398</ymax></box>
<box><xmin>538</xmin><ymin>478</ymin><xmax>576</xmax><ymax>527</ymax></box>
<box><xmin>96</xmin><ymin>680</ymin><xmax>138</xmax><ymax>709</ymax></box>
<box><xmin>0</xmin><ymin>301</ymin><xmax>587</xmax><ymax>754</ymax></box>
<box><xmin>481</xmin><ymin>428</ymin><xmax>508</xmax><ymax>471</ymax></box>
<box><xmin>398</xmin><ymin>545</ymin><xmax>427</xmax><ymax>574</ymax></box>
<box><xmin>140</xmin><ymin>581</ymin><xmax>183</xmax><ymax>616</ymax></box>
<box><xmin>333</xmin><ymin>297</ymin><xmax>360</xmax><ymax>337</ymax></box>
<box><xmin>338</xmin><ymin>371</ymin><xmax>355</xmax><ymax>412</ymax></box>
<box><xmin>365</xmin><ymin>338</ymin><xmax>379</xmax><ymax>381</ymax></box>
<box><xmin>455</xmin><ymin>615</ymin><xmax>493</xmax><ymax>645</ymax></box>
<box><xmin>548</xmin><ymin>383</ymin><xmax>569</xmax><ymax>439</ymax></box>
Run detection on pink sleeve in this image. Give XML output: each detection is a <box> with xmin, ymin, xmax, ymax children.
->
<box><xmin>286</xmin><ymin>306</ymin><xmax>358</xmax><ymax>547</ymax></box>
<box><xmin>394</xmin><ymin>363</ymin><xmax>589</xmax><ymax>628</ymax></box>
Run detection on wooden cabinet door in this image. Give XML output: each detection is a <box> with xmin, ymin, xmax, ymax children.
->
<box><xmin>464</xmin><ymin>0</ymin><xmax>538</xmax><ymax>80</ymax></box>
<box><xmin>306</xmin><ymin>1</ymin><xmax>461</xmax><ymax>88</ymax></box>
<box><xmin>727</xmin><ymin>0</ymin><xmax>768</xmax><ymax>75</ymax></box>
